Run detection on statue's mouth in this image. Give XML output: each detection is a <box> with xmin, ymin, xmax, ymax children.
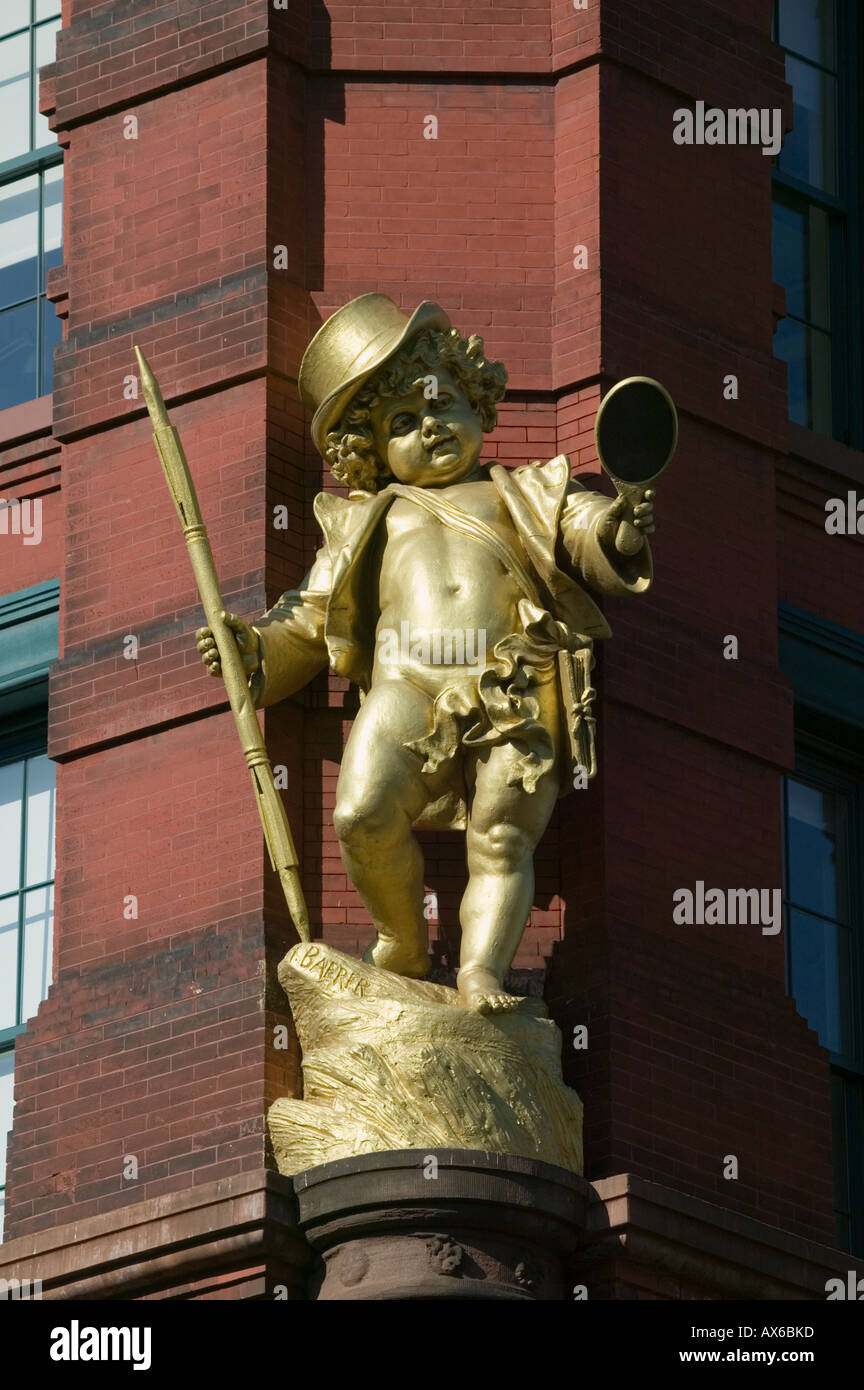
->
<box><xmin>428</xmin><ymin>435</ymin><xmax>457</xmax><ymax>456</ymax></box>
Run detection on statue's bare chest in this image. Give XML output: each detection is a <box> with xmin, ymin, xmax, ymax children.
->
<box><xmin>385</xmin><ymin>480</ymin><xmax>513</xmax><ymax>539</ymax></box>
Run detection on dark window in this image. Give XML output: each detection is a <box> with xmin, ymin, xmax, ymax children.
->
<box><xmin>0</xmin><ymin>717</ymin><xmax>55</xmax><ymax>1238</ymax></box>
<box><xmin>0</xmin><ymin>2</ymin><xmax>62</xmax><ymax>412</ymax></box>
<box><xmin>771</xmin><ymin>0</ymin><xmax>863</xmax><ymax>444</ymax></box>
<box><xmin>783</xmin><ymin>749</ymin><xmax>864</xmax><ymax>1254</ymax></box>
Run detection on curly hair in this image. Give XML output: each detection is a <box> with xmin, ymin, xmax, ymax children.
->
<box><xmin>323</xmin><ymin>327</ymin><xmax>508</xmax><ymax>493</ymax></box>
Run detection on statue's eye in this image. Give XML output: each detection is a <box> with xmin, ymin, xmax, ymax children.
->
<box><xmin>390</xmin><ymin>413</ymin><xmax>415</xmax><ymax>435</ymax></box>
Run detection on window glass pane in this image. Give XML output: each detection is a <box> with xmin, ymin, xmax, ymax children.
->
<box><xmin>21</xmin><ymin>885</ymin><xmax>52</xmax><ymax>1023</ymax></box>
<box><xmin>0</xmin><ymin>761</ymin><xmax>24</xmax><ymax>897</ymax></box>
<box><xmin>0</xmin><ymin>3</ymin><xmax>30</xmax><ymax>41</ymax></box>
<box><xmin>779</xmin><ymin>56</ymin><xmax>838</xmax><ymax>194</ymax></box>
<box><xmin>776</xmin><ymin>0</ymin><xmax>836</xmax><ymax>69</ymax></box>
<box><xmin>0</xmin><ymin>896</ymin><xmax>19</xmax><ymax>1031</ymax></box>
<box><xmin>788</xmin><ymin>907</ymin><xmax>853</xmax><ymax>1055</ymax></box>
<box><xmin>773</xmin><ymin>200</ymin><xmax>806</xmax><ymax>320</ymax></box>
<box><xmin>24</xmin><ymin>754</ymin><xmax>55</xmax><ymax>887</ymax></box>
<box><xmin>33</xmin><ymin>20</ymin><xmax>60</xmax><ymax>150</ymax></box>
<box><xmin>805</xmin><ymin>204</ymin><xmax>830</xmax><ymax>329</ymax></box>
<box><xmin>774</xmin><ymin>316</ymin><xmax>807</xmax><ymax>426</ymax></box>
<box><xmin>36</xmin><ymin>1</ymin><xmax>63</xmax><ymax>21</ymax></box>
<box><xmin>0</xmin><ymin>1048</ymin><xmax>14</xmax><ymax>1192</ymax></box>
<box><xmin>0</xmin><ymin>32</ymin><xmax>30</xmax><ymax>163</ymax></box>
<box><xmin>0</xmin><ymin>299</ymin><xmax>38</xmax><ymax>410</ymax></box>
<box><xmin>807</xmin><ymin>326</ymin><xmax>832</xmax><ymax>434</ymax></box>
<box><xmin>42</xmin><ymin>163</ymin><xmax>63</xmax><ymax>289</ymax></box>
<box><xmin>786</xmin><ymin>777</ymin><xmax>846</xmax><ymax>919</ymax></box>
<box><xmin>774</xmin><ymin>316</ymin><xmax>831</xmax><ymax>433</ymax></box>
<box><xmin>0</xmin><ymin>175</ymin><xmax>39</xmax><ymax>309</ymax></box>
<box><xmin>41</xmin><ymin>293</ymin><xmax>60</xmax><ymax>394</ymax></box>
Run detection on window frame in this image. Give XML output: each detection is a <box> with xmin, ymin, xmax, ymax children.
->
<box><xmin>0</xmin><ymin>0</ymin><xmax>63</xmax><ymax>407</ymax></box>
<box><xmin>782</xmin><ymin>743</ymin><xmax>864</xmax><ymax>1256</ymax></box>
<box><xmin>779</xmin><ymin>602</ymin><xmax>864</xmax><ymax>1255</ymax></box>
<box><xmin>0</xmin><ymin>716</ymin><xmax>54</xmax><ymax>1235</ymax></box>
<box><xmin>771</xmin><ymin>0</ymin><xmax>864</xmax><ymax>447</ymax></box>
<box><xmin>0</xmin><ymin>578</ymin><xmax>59</xmax><ymax>1236</ymax></box>
<box><xmin>0</xmin><ymin>722</ymin><xmax>56</xmax><ymax>1045</ymax></box>
<box><xmin>783</xmin><ymin>745</ymin><xmax>864</xmax><ymax>1064</ymax></box>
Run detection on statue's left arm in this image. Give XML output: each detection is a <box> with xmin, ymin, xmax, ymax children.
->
<box><xmin>558</xmin><ymin>482</ymin><xmax>653</xmax><ymax>597</ymax></box>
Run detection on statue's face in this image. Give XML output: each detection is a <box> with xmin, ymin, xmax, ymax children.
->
<box><xmin>370</xmin><ymin>366</ymin><xmax>484</xmax><ymax>487</ymax></box>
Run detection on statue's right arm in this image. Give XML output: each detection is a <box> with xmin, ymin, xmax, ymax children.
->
<box><xmin>249</xmin><ymin>547</ymin><xmax>332</xmax><ymax>707</ymax></box>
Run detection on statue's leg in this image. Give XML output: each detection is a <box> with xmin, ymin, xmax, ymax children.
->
<box><xmin>458</xmin><ymin>679</ymin><xmax>560</xmax><ymax>1012</ymax></box>
<box><xmin>334</xmin><ymin>678</ymin><xmax>437</xmax><ymax>977</ymax></box>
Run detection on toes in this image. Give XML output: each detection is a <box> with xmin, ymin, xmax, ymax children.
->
<box><xmin>482</xmin><ymin>993</ymin><xmax>523</xmax><ymax>1014</ymax></box>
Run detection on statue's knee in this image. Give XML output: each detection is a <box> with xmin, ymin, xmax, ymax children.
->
<box><xmin>333</xmin><ymin>797</ymin><xmax>364</xmax><ymax>845</ymax></box>
<box><xmin>333</xmin><ymin>794</ymin><xmax>393</xmax><ymax>847</ymax></box>
<box><xmin>473</xmin><ymin>820</ymin><xmax>533</xmax><ymax>866</ymax></box>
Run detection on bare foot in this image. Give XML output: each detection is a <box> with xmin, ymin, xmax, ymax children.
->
<box><xmin>457</xmin><ymin>966</ymin><xmax>523</xmax><ymax>1015</ymax></box>
<box><xmin>363</xmin><ymin>935</ymin><xmax>429</xmax><ymax>979</ymax></box>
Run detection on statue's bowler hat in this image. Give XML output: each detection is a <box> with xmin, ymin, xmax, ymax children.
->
<box><xmin>299</xmin><ymin>293</ymin><xmax>451</xmax><ymax>456</ymax></box>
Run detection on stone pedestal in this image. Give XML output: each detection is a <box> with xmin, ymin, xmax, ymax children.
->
<box><xmin>293</xmin><ymin>1149</ymin><xmax>593</xmax><ymax>1300</ymax></box>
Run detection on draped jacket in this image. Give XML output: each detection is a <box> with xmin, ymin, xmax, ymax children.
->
<box><xmin>250</xmin><ymin>455</ymin><xmax>651</xmax><ymax>824</ymax></box>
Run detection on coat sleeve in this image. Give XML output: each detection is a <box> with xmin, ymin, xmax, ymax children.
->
<box><xmin>559</xmin><ymin>481</ymin><xmax>652</xmax><ymax>597</ymax></box>
<box><xmin>249</xmin><ymin>546</ymin><xmax>332</xmax><ymax>708</ymax></box>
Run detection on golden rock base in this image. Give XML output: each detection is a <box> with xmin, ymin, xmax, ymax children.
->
<box><xmin>268</xmin><ymin>942</ymin><xmax>583</xmax><ymax>1176</ymax></box>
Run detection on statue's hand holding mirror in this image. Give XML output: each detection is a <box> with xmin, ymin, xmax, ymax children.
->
<box><xmin>594</xmin><ymin>376</ymin><xmax>678</xmax><ymax>556</ymax></box>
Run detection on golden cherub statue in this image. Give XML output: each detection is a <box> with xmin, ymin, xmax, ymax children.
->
<box><xmin>197</xmin><ymin>293</ymin><xmax>673</xmax><ymax>1014</ymax></box>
